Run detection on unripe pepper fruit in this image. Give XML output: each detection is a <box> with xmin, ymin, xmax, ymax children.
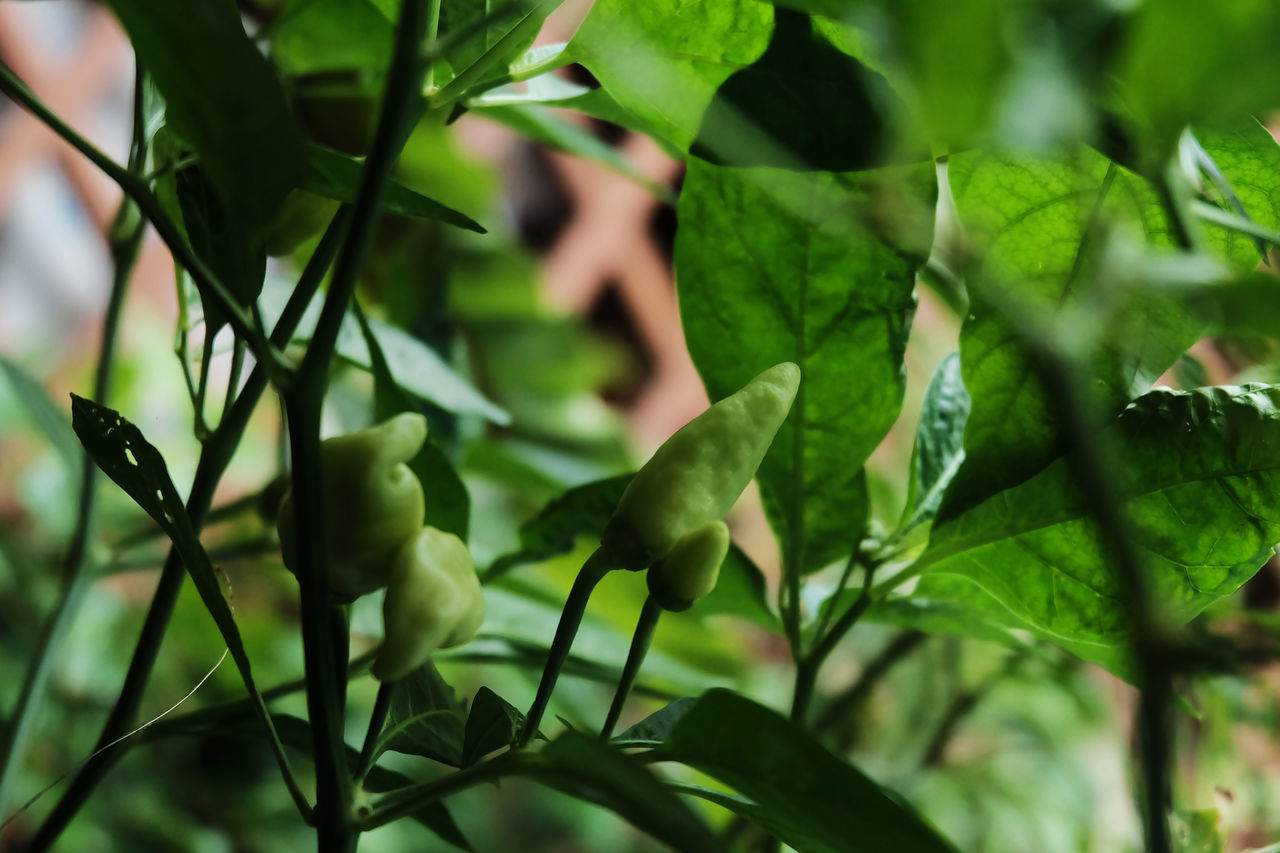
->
<box><xmin>373</xmin><ymin>526</ymin><xmax>486</xmax><ymax>681</ymax></box>
<box><xmin>647</xmin><ymin>520</ymin><xmax>729</xmax><ymax>612</ymax></box>
<box><xmin>602</xmin><ymin>362</ymin><xmax>800</xmax><ymax>570</ymax></box>
<box><xmin>277</xmin><ymin>413</ymin><xmax>428</xmax><ymax>599</ymax></box>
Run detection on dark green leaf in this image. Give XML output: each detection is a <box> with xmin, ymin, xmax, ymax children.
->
<box><xmin>611</xmin><ymin>697</ymin><xmax>697</xmax><ymax>749</ymax></box>
<box><xmin>569</xmin><ymin>0</ymin><xmax>772</xmax><ymax>153</ymax></box>
<box><xmin>918</xmin><ymin>385</ymin><xmax>1280</xmax><ymax>664</ymax></box>
<box><xmin>175</xmin><ymin>164</ymin><xmax>267</xmax><ymax>333</ymax></box>
<box><xmin>900</xmin><ymin>352</ymin><xmax>969</xmax><ymax>532</ymax></box>
<box><xmin>676</xmin><ymin>161</ymin><xmax>933</xmax><ymax>572</ymax></box>
<box><xmin>0</xmin><ymin>357</ymin><xmax>81</xmax><ymax>478</ymax></box>
<box><xmin>660</xmin><ymin>689</ymin><xmax>956</xmax><ymax>852</ymax></box>
<box><xmin>528</xmin><ymin>731</ymin><xmax>722</xmax><ymax>852</ymax></box>
<box><xmin>302</xmin><ymin>144</ymin><xmax>486</xmax><ymax>233</ymax></box>
<box><xmin>461</xmin><ymin>687</ymin><xmax>525</xmax><ymax>766</ymax></box>
<box><xmin>483</xmin><ymin>475</ymin><xmax>630</xmax><ymax>579</ymax></box>
<box><xmin>439</xmin><ymin>0</ymin><xmax>558</xmax><ymax>93</ymax></box>
<box><xmin>690</xmin><ymin>9</ymin><xmax>901</xmax><ymax>171</ymax></box>
<box><xmin>106</xmin><ymin>0</ymin><xmax>303</xmax><ymax>227</ymax></box>
<box><xmin>383</xmin><ymin>663</ymin><xmax>467</xmax><ymax>766</ymax></box>
<box><xmin>272</xmin><ymin>0</ymin><xmax>394</xmax><ymax>76</ymax></box>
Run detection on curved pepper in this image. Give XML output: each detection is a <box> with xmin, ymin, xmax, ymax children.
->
<box><xmin>646</xmin><ymin>520</ymin><xmax>729</xmax><ymax>612</ymax></box>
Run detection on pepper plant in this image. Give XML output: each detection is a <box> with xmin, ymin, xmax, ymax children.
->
<box><xmin>4</xmin><ymin>0</ymin><xmax>1280</xmax><ymax>851</ymax></box>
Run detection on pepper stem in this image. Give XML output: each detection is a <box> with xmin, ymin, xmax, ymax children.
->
<box><xmin>518</xmin><ymin>547</ymin><xmax>614</xmax><ymax>746</ymax></box>
<box><xmin>600</xmin><ymin>594</ymin><xmax>663</xmax><ymax>740</ymax></box>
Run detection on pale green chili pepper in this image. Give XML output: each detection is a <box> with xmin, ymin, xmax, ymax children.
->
<box><xmin>372</xmin><ymin>526</ymin><xmax>485</xmax><ymax>681</ymax></box>
<box><xmin>602</xmin><ymin>361</ymin><xmax>800</xmax><ymax>570</ymax></box>
<box><xmin>646</xmin><ymin>520</ymin><xmax>729</xmax><ymax>612</ymax></box>
<box><xmin>277</xmin><ymin>413</ymin><xmax>427</xmax><ymax>599</ymax></box>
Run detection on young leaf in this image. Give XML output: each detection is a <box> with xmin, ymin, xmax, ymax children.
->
<box><xmin>916</xmin><ymin>385</ymin><xmax>1280</xmax><ymax>661</ymax></box>
<box><xmin>611</xmin><ymin>696</ymin><xmax>698</xmax><ymax>749</ymax></box>
<box><xmin>482</xmin><ymin>475</ymin><xmax>631</xmax><ymax>580</ymax></box>
<box><xmin>528</xmin><ymin>731</ymin><xmax>722</xmax><ymax>852</ymax></box>
<box><xmin>658</xmin><ymin>689</ymin><xmax>956</xmax><ymax>852</ymax></box>
<box><xmin>461</xmin><ymin>687</ymin><xmax>525</xmax><ymax>765</ymax></box>
<box><xmin>105</xmin><ymin>0</ymin><xmax>304</xmax><ymax>228</ymax></box>
<box><xmin>382</xmin><ymin>663</ymin><xmax>467</xmax><ymax>766</ymax></box>
<box><xmin>302</xmin><ymin>144</ymin><xmax>486</xmax><ymax>233</ymax></box>
<box><xmin>676</xmin><ymin>160</ymin><xmax>934</xmax><ymax>573</ymax></box>
<box><xmin>899</xmin><ymin>352</ymin><xmax>969</xmax><ymax>533</ymax></box>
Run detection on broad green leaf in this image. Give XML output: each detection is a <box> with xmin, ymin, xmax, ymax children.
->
<box><xmin>69</xmin><ymin>396</ymin><xmax>300</xmax><ymax>796</ymax></box>
<box><xmin>461</xmin><ymin>686</ymin><xmax>525</xmax><ymax>766</ymax></box>
<box><xmin>676</xmin><ymin>160</ymin><xmax>934</xmax><ymax>572</ymax></box>
<box><xmin>1194</xmin><ymin>118</ymin><xmax>1280</xmax><ymax>269</ymax></box>
<box><xmin>302</xmin><ymin>144</ymin><xmax>486</xmax><ymax>233</ymax></box>
<box><xmin>935</xmin><ymin>148</ymin><xmax>1192</xmax><ymax>521</ymax></box>
<box><xmin>529</xmin><ymin>731</ymin><xmax>722</xmax><ymax>852</ymax></box>
<box><xmin>1170</xmin><ymin>809</ymin><xmax>1227</xmax><ymax>853</ymax></box>
<box><xmin>0</xmin><ymin>357</ymin><xmax>81</xmax><ymax>479</ymax></box>
<box><xmin>659</xmin><ymin>689</ymin><xmax>956</xmax><ymax>852</ymax></box>
<box><xmin>106</xmin><ymin>0</ymin><xmax>303</xmax><ymax>227</ymax></box>
<box><xmin>918</xmin><ymin>385</ymin><xmax>1280</xmax><ymax>661</ymax></box>
<box><xmin>175</xmin><ymin>164</ymin><xmax>267</xmax><ymax>334</ymax></box>
<box><xmin>611</xmin><ymin>697</ymin><xmax>697</xmax><ymax>749</ymax></box>
<box><xmin>899</xmin><ymin>352</ymin><xmax>968</xmax><ymax>532</ymax></box>
<box><xmin>569</xmin><ymin>0</ymin><xmax>772</xmax><ymax>153</ymax></box>
<box><xmin>482</xmin><ymin>475</ymin><xmax>630</xmax><ymax>580</ymax></box>
<box><xmin>382</xmin><ymin>663</ymin><xmax>467</xmax><ymax>766</ymax></box>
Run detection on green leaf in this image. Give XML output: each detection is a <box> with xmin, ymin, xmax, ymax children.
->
<box><xmin>302</xmin><ymin>144</ymin><xmax>486</xmax><ymax>233</ymax></box>
<box><xmin>69</xmin><ymin>396</ymin><xmax>301</xmax><ymax>798</ymax></box>
<box><xmin>610</xmin><ymin>697</ymin><xmax>697</xmax><ymax>749</ymax></box>
<box><xmin>936</xmin><ymin>148</ymin><xmax>1196</xmax><ymax>522</ymax></box>
<box><xmin>529</xmin><ymin>731</ymin><xmax>722</xmax><ymax>852</ymax></box>
<box><xmin>690</xmin><ymin>9</ymin><xmax>902</xmax><ymax>171</ymax></box>
<box><xmin>461</xmin><ymin>687</ymin><xmax>525</xmax><ymax>766</ymax></box>
<box><xmin>676</xmin><ymin>160</ymin><xmax>933</xmax><ymax>572</ymax></box>
<box><xmin>569</xmin><ymin>0</ymin><xmax>772</xmax><ymax>153</ymax></box>
<box><xmin>900</xmin><ymin>352</ymin><xmax>968</xmax><ymax>533</ymax></box>
<box><xmin>105</xmin><ymin>0</ymin><xmax>303</xmax><ymax>227</ymax></box>
<box><xmin>1194</xmin><ymin>118</ymin><xmax>1280</xmax><ymax>269</ymax></box>
<box><xmin>438</xmin><ymin>0</ymin><xmax>559</xmax><ymax>93</ymax></box>
<box><xmin>1170</xmin><ymin>808</ymin><xmax>1227</xmax><ymax>853</ymax></box>
<box><xmin>917</xmin><ymin>385</ymin><xmax>1280</xmax><ymax>661</ymax></box>
<box><xmin>482</xmin><ymin>475</ymin><xmax>631</xmax><ymax>579</ymax></box>
<box><xmin>382</xmin><ymin>664</ymin><xmax>467</xmax><ymax>766</ymax></box>
<box><xmin>175</xmin><ymin>163</ymin><xmax>267</xmax><ymax>333</ymax></box>
<box><xmin>659</xmin><ymin>689</ymin><xmax>956</xmax><ymax>852</ymax></box>
<box><xmin>0</xmin><ymin>357</ymin><xmax>81</xmax><ymax>479</ymax></box>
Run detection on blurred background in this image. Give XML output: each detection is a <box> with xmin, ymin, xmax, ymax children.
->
<box><xmin>2</xmin><ymin>1</ymin><xmax>1280</xmax><ymax>851</ymax></box>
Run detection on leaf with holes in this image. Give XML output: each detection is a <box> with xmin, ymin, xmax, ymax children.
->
<box><xmin>676</xmin><ymin>160</ymin><xmax>934</xmax><ymax>573</ymax></box>
<box><xmin>68</xmin><ymin>395</ymin><xmax>300</xmax><ymax>794</ymax></box>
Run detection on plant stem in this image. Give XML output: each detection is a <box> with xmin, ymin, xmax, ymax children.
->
<box><xmin>282</xmin><ymin>1</ymin><xmax>431</xmax><ymax>846</ymax></box>
<box><xmin>27</xmin><ymin>210</ymin><xmax>351</xmax><ymax>851</ymax></box>
<box><xmin>355</xmin><ymin>682</ymin><xmax>396</xmax><ymax>783</ymax></box>
<box><xmin>600</xmin><ymin>595</ymin><xmax>663</xmax><ymax>740</ymax></box>
<box><xmin>791</xmin><ymin>562</ymin><xmax>878</xmax><ymax>725</ymax></box>
<box><xmin>519</xmin><ymin>548</ymin><xmax>614</xmax><ymax>746</ymax></box>
<box><xmin>817</xmin><ymin>630</ymin><xmax>927</xmax><ymax>750</ymax></box>
<box><xmin>919</xmin><ymin>651</ymin><xmax>1024</xmax><ymax>768</ymax></box>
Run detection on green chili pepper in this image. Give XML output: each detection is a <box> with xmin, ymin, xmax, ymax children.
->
<box><xmin>646</xmin><ymin>520</ymin><xmax>729</xmax><ymax>612</ymax></box>
<box><xmin>602</xmin><ymin>362</ymin><xmax>800</xmax><ymax>570</ymax></box>
<box><xmin>372</xmin><ymin>526</ymin><xmax>486</xmax><ymax>682</ymax></box>
<box><xmin>277</xmin><ymin>413</ymin><xmax>427</xmax><ymax>599</ymax></box>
